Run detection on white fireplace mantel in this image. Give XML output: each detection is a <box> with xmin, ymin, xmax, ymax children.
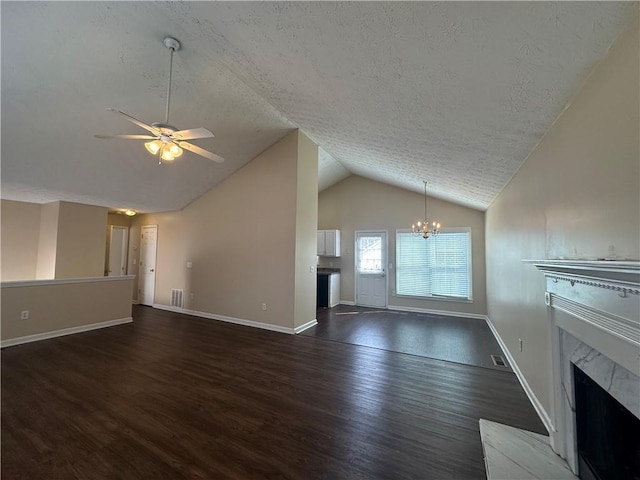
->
<box><xmin>524</xmin><ymin>259</ymin><xmax>640</xmax><ymax>474</ymax></box>
<box><xmin>524</xmin><ymin>259</ymin><xmax>640</xmax><ymax>290</ymax></box>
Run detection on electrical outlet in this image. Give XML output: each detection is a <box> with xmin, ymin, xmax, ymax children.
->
<box><xmin>519</xmin><ymin>338</ymin><xmax>523</xmax><ymax>352</ymax></box>
<box><xmin>190</xmin><ymin>293</ymin><xmax>194</xmax><ymax>300</ymax></box>
<box><xmin>261</xmin><ymin>303</ymin><xmax>267</xmax><ymax>311</ymax></box>
<box><xmin>20</xmin><ymin>310</ymin><xmax>29</xmax><ymax>320</ymax></box>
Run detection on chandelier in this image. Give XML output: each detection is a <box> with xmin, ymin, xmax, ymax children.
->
<box><xmin>412</xmin><ymin>181</ymin><xmax>441</xmax><ymax>239</ymax></box>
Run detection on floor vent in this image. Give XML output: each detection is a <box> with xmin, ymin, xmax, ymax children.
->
<box><xmin>491</xmin><ymin>355</ymin><xmax>506</xmax><ymax>367</ymax></box>
<box><xmin>171</xmin><ymin>289</ymin><xmax>184</xmax><ymax>308</ymax></box>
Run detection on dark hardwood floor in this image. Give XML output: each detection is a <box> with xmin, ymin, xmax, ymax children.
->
<box><xmin>306</xmin><ymin>305</ymin><xmax>511</xmax><ymax>371</ymax></box>
<box><xmin>2</xmin><ymin>306</ymin><xmax>545</xmax><ymax>479</ymax></box>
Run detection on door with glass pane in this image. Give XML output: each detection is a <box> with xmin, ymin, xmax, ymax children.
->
<box><xmin>355</xmin><ymin>231</ymin><xmax>387</xmax><ymax>308</ymax></box>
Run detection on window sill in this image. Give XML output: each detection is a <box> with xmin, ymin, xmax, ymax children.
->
<box><xmin>394</xmin><ymin>294</ymin><xmax>473</xmax><ymax>304</ymax></box>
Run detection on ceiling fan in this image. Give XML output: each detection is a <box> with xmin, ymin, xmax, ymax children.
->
<box><xmin>95</xmin><ymin>37</ymin><xmax>224</xmax><ymax>164</ymax></box>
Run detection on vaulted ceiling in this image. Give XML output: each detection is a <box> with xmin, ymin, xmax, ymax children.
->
<box><xmin>1</xmin><ymin>2</ymin><xmax>635</xmax><ymax>213</ymax></box>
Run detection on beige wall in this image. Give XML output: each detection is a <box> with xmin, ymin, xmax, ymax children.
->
<box><xmin>293</xmin><ymin>132</ymin><xmax>319</xmax><ymax>328</ymax></box>
<box><xmin>2</xmin><ymin>200</ymin><xmax>109</xmax><ymax>281</ymax></box>
<box><xmin>485</xmin><ymin>15</ymin><xmax>639</xmax><ymax>419</ymax></box>
<box><xmin>1</xmin><ymin>200</ymin><xmax>42</xmax><ymax>281</ymax></box>
<box><xmin>318</xmin><ymin>175</ymin><xmax>487</xmax><ymax>315</ymax></box>
<box><xmin>1</xmin><ymin>276</ymin><xmax>134</xmax><ymax>343</ymax></box>
<box><xmin>55</xmin><ymin>202</ymin><xmax>108</xmax><ymax>278</ymax></box>
<box><xmin>36</xmin><ymin>201</ymin><xmax>60</xmax><ymax>279</ymax></box>
<box><xmin>132</xmin><ymin>130</ymin><xmax>318</xmax><ymax>329</ymax></box>
<box><xmin>107</xmin><ymin>213</ymin><xmax>133</xmax><ymax>228</ymax></box>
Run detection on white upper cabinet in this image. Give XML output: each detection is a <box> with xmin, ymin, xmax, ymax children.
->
<box><xmin>317</xmin><ymin>229</ymin><xmax>341</xmax><ymax>257</ymax></box>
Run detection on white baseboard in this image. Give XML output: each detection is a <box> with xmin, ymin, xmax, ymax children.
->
<box><xmin>154</xmin><ymin>304</ymin><xmax>317</xmax><ymax>335</ymax></box>
<box><xmin>339</xmin><ymin>300</ymin><xmax>355</xmax><ymax>306</ymax></box>
<box><xmin>177</xmin><ymin>308</ymin><xmax>297</xmax><ymax>335</ymax></box>
<box><xmin>1</xmin><ymin>317</ymin><xmax>133</xmax><ymax>348</ymax></box>
<box><xmin>484</xmin><ymin>315</ymin><xmax>554</xmax><ymax>436</ymax></box>
<box><xmin>152</xmin><ymin>303</ymin><xmax>184</xmax><ymax>313</ymax></box>
<box><xmin>294</xmin><ymin>319</ymin><xmax>318</xmax><ymax>334</ymax></box>
<box><xmin>387</xmin><ymin>304</ymin><xmax>488</xmax><ymax>320</ymax></box>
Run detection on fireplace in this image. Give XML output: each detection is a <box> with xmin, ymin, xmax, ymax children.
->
<box><xmin>573</xmin><ymin>364</ymin><xmax>640</xmax><ymax>480</ymax></box>
<box><xmin>527</xmin><ymin>260</ymin><xmax>640</xmax><ymax>476</ymax></box>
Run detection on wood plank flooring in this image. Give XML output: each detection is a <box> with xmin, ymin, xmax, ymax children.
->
<box><xmin>308</xmin><ymin>305</ymin><xmax>511</xmax><ymax>371</ymax></box>
<box><xmin>1</xmin><ymin>306</ymin><xmax>546</xmax><ymax>479</ymax></box>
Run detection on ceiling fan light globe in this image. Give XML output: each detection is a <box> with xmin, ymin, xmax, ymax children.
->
<box><xmin>161</xmin><ymin>147</ymin><xmax>176</xmax><ymax>162</ymax></box>
<box><xmin>145</xmin><ymin>140</ymin><xmax>162</xmax><ymax>155</ymax></box>
<box><xmin>168</xmin><ymin>143</ymin><xmax>183</xmax><ymax>157</ymax></box>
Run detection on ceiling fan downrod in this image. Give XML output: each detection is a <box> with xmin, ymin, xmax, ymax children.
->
<box><xmin>163</xmin><ymin>37</ymin><xmax>180</xmax><ymax>124</ymax></box>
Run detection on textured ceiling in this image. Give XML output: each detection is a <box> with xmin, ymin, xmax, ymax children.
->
<box><xmin>1</xmin><ymin>2</ymin><xmax>636</xmax><ymax>212</ymax></box>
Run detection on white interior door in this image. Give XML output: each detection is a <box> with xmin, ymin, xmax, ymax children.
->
<box><xmin>107</xmin><ymin>226</ymin><xmax>128</xmax><ymax>276</ymax></box>
<box><xmin>139</xmin><ymin>225</ymin><xmax>157</xmax><ymax>306</ymax></box>
<box><xmin>355</xmin><ymin>231</ymin><xmax>387</xmax><ymax>308</ymax></box>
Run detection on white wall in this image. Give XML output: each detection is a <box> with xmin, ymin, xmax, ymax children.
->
<box><xmin>485</xmin><ymin>15</ymin><xmax>639</xmax><ymax>419</ymax></box>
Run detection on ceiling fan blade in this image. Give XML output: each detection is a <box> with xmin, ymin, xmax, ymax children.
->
<box><xmin>172</xmin><ymin>127</ymin><xmax>215</xmax><ymax>141</ymax></box>
<box><xmin>180</xmin><ymin>142</ymin><xmax>224</xmax><ymax>163</ymax></box>
<box><xmin>106</xmin><ymin>108</ymin><xmax>158</xmax><ymax>135</ymax></box>
<box><xmin>94</xmin><ymin>134</ymin><xmax>156</xmax><ymax>140</ymax></box>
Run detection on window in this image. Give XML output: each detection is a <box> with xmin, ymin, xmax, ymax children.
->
<box><xmin>357</xmin><ymin>235</ymin><xmax>383</xmax><ymax>273</ymax></box>
<box><xmin>396</xmin><ymin>228</ymin><xmax>472</xmax><ymax>300</ymax></box>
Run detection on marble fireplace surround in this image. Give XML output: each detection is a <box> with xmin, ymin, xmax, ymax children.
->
<box><xmin>527</xmin><ymin>260</ymin><xmax>640</xmax><ymax>475</ymax></box>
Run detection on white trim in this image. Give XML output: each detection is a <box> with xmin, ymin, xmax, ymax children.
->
<box><xmin>340</xmin><ymin>300</ymin><xmax>355</xmax><ymax>306</ymax></box>
<box><xmin>2</xmin><ymin>275</ymin><xmax>136</xmax><ymax>288</ymax></box>
<box><xmin>153</xmin><ymin>304</ymin><xmax>316</xmax><ymax>335</ymax></box>
<box><xmin>484</xmin><ymin>315</ymin><xmax>554</xmax><ymax>436</ymax></box>
<box><xmin>523</xmin><ymin>259</ymin><xmax>640</xmax><ymax>275</ymax></box>
<box><xmin>387</xmin><ymin>304</ymin><xmax>487</xmax><ymax>320</ymax></box>
<box><xmin>152</xmin><ymin>303</ymin><xmax>184</xmax><ymax>314</ymax></box>
<box><xmin>166</xmin><ymin>307</ymin><xmax>297</xmax><ymax>335</ymax></box>
<box><xmin>294</xmin><ymin>319</ymin><xmax>318</xmax><ymax>334</ymax></box>
<box><xmin>0</xmin><ymin>317</ymin><xmax>133</xmax><ymax>348</ymax></box>
<box><xmin>132</xmin><ymin>300</ymin><xmax>139</xmax><ymax>305</ymax></box>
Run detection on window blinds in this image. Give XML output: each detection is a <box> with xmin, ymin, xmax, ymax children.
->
<box><xmin>396</xmin><ymin>230</ymin><xmax>471</xmax><ymax>299</ymax></box>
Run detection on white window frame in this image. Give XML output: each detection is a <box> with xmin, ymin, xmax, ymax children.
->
<box><xmin>395</xmin><ymin>227</ymin><xmax>473</xmax><ymax>302</ymax></box>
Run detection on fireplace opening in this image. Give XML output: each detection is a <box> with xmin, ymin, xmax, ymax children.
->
<box><xmin>573</xmin><ymin>364</ymin><xmax>640</xmax><ymax>480</ymax></box>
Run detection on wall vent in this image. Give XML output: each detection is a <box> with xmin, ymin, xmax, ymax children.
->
<box><xmin>171</xmin><ymin>289</ymin><xmax>184</xmax><ymax>308</ymax></box>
